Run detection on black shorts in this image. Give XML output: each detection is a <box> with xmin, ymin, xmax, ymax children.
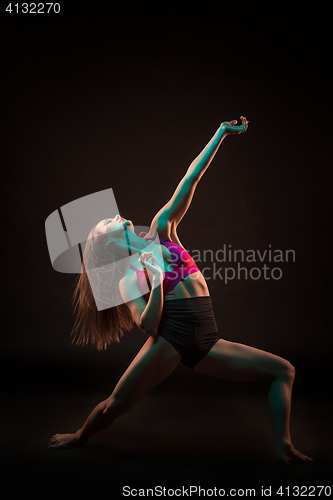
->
<box><xmin>158</xmin><ymin>296</ymin><xmax>220</xmax><ymax>369</ymax></box>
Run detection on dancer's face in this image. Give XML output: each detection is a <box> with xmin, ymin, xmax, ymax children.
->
<box><xmin>93</xmin><ymin>215</ymin><xmax>134</xmax><ymax>242</ymax></box>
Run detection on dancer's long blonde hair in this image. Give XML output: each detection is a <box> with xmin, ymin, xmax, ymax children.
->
<box><xmin>70</xmin><ymin>226</ymin><xmax>133</xmax><ymax>350</ymax></box>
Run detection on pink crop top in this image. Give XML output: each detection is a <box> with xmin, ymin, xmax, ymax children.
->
<box><xmin>127</xmin><ymin>238</ymin><xmax>200</xmax><ymax>298</ymax></box>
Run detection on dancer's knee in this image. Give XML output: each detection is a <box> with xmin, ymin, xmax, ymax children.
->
<box><xmin>278</xmin><ymin>359</ymin><xmax>295</xmax><ymax>381</ymax></box>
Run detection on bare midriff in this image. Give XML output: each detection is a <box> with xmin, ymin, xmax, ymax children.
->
<box><xmin>164</xmin><ymin>271</ymin><xmax>210</xmax><ymax>300</ymax></box>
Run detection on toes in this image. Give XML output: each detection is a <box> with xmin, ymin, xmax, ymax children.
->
<box><xmin>48</xmin><ymin>444</ymin><xmax>60</xmax><ymax>450</ymax></box>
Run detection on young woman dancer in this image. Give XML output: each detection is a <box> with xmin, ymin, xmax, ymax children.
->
<box><xmin>48</xmin><ymin>117</ymin><xmax>312</xmax><ymax>464</ymax></box>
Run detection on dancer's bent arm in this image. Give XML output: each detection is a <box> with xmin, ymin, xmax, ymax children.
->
<box><xmin>120</xmin><ymin>252</ymin><xmax>164</xmax><ymax>336</ymax></box>
<box><xmin>151</xmin><ymin>117</ymin><xmax>249</xmax><ymax>231</ymax></box>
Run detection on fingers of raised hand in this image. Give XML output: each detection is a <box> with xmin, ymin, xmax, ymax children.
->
<box><xmin>139</xmin><ymin>252</ymin><xmax>153</xmax><ymax>264</ymax></box>
<box><xmin>239</xmin><ymin>116</ymin><xmax>249</xmax><ymax>132</ymax></box>
<box><xmin>141</xmin><ymin>252</ymin><xmax>152</xmax><ymax>259</ymax></box>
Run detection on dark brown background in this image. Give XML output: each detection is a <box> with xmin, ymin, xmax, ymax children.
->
<box><xmin>1</xmin><ymin>2</ymin><xmax>332</xmax><ymax>498</ymax></box>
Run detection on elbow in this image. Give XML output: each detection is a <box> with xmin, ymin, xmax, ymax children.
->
<box><xmin>144</xmin><ymin>325</ymin><xmax>158</xmax><ymax>337</ymax></box>
<box><xmin>139</xmin><ymin>320</ymin><xmax>158</xmax><ymax>337</ymax></box>
<box><xmin>185</xmin><ymin>169</ymin><xmax>200</xmax><ymax>185</ymax></box>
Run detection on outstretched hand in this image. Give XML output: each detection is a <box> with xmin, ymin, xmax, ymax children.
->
<box><xmin>221</xmin><ymin>116</ymin><xmax>249</xmax><ymax>135</ymax></box>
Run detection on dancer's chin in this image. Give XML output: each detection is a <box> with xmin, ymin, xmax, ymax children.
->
<box><xmin>123</xmin><ymin>220</ymin><xmax>134</xmax><ymax>231</ymax></box>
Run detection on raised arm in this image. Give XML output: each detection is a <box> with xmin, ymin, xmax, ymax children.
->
<box><xmin>151</xmin><ymin>117</ymin><xmax>249</xmax><ymax>236</ymax></box>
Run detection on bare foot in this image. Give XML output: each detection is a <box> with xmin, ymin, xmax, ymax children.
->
<box><xmin>277</xmin><ymin>443</ymin><xmax>313</xmax><ymax>465</ymax></box>
<box><xmin>48</xmin><ymin>432</ymin><xmax>83</xmax><ymax>450</ymax></box>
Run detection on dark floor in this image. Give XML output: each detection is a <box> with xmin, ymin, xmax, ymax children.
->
<box><xmin>0</xmin><ymin>390</ymin><xmax>331</xmax><ymax>500</ymax></box>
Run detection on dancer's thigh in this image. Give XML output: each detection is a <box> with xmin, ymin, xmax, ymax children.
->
<box><xmin>106</xmin><ymin>336</ymin><xmax>181</xmax><ymax>410</ymax></box>
<box><xmin>194</xmin><ymin>339</ymin><xmax>292</xmax><ymax>382</ymax></box>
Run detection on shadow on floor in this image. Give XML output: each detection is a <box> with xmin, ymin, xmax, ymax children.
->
<box><xmin>0</xmin><ymin>391</ymin><xmax>331</xmax><ymax>499</ymax></box>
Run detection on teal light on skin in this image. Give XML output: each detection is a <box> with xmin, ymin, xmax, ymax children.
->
<box><xmin>93</xmin><ymin>215</ymin><xmax>132</xmax><ymax>237</ymax></box>
<box><xmin>92</xmin><ymin>215</ymin><xmax>150</xmax><ymax>261</ymax></box>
